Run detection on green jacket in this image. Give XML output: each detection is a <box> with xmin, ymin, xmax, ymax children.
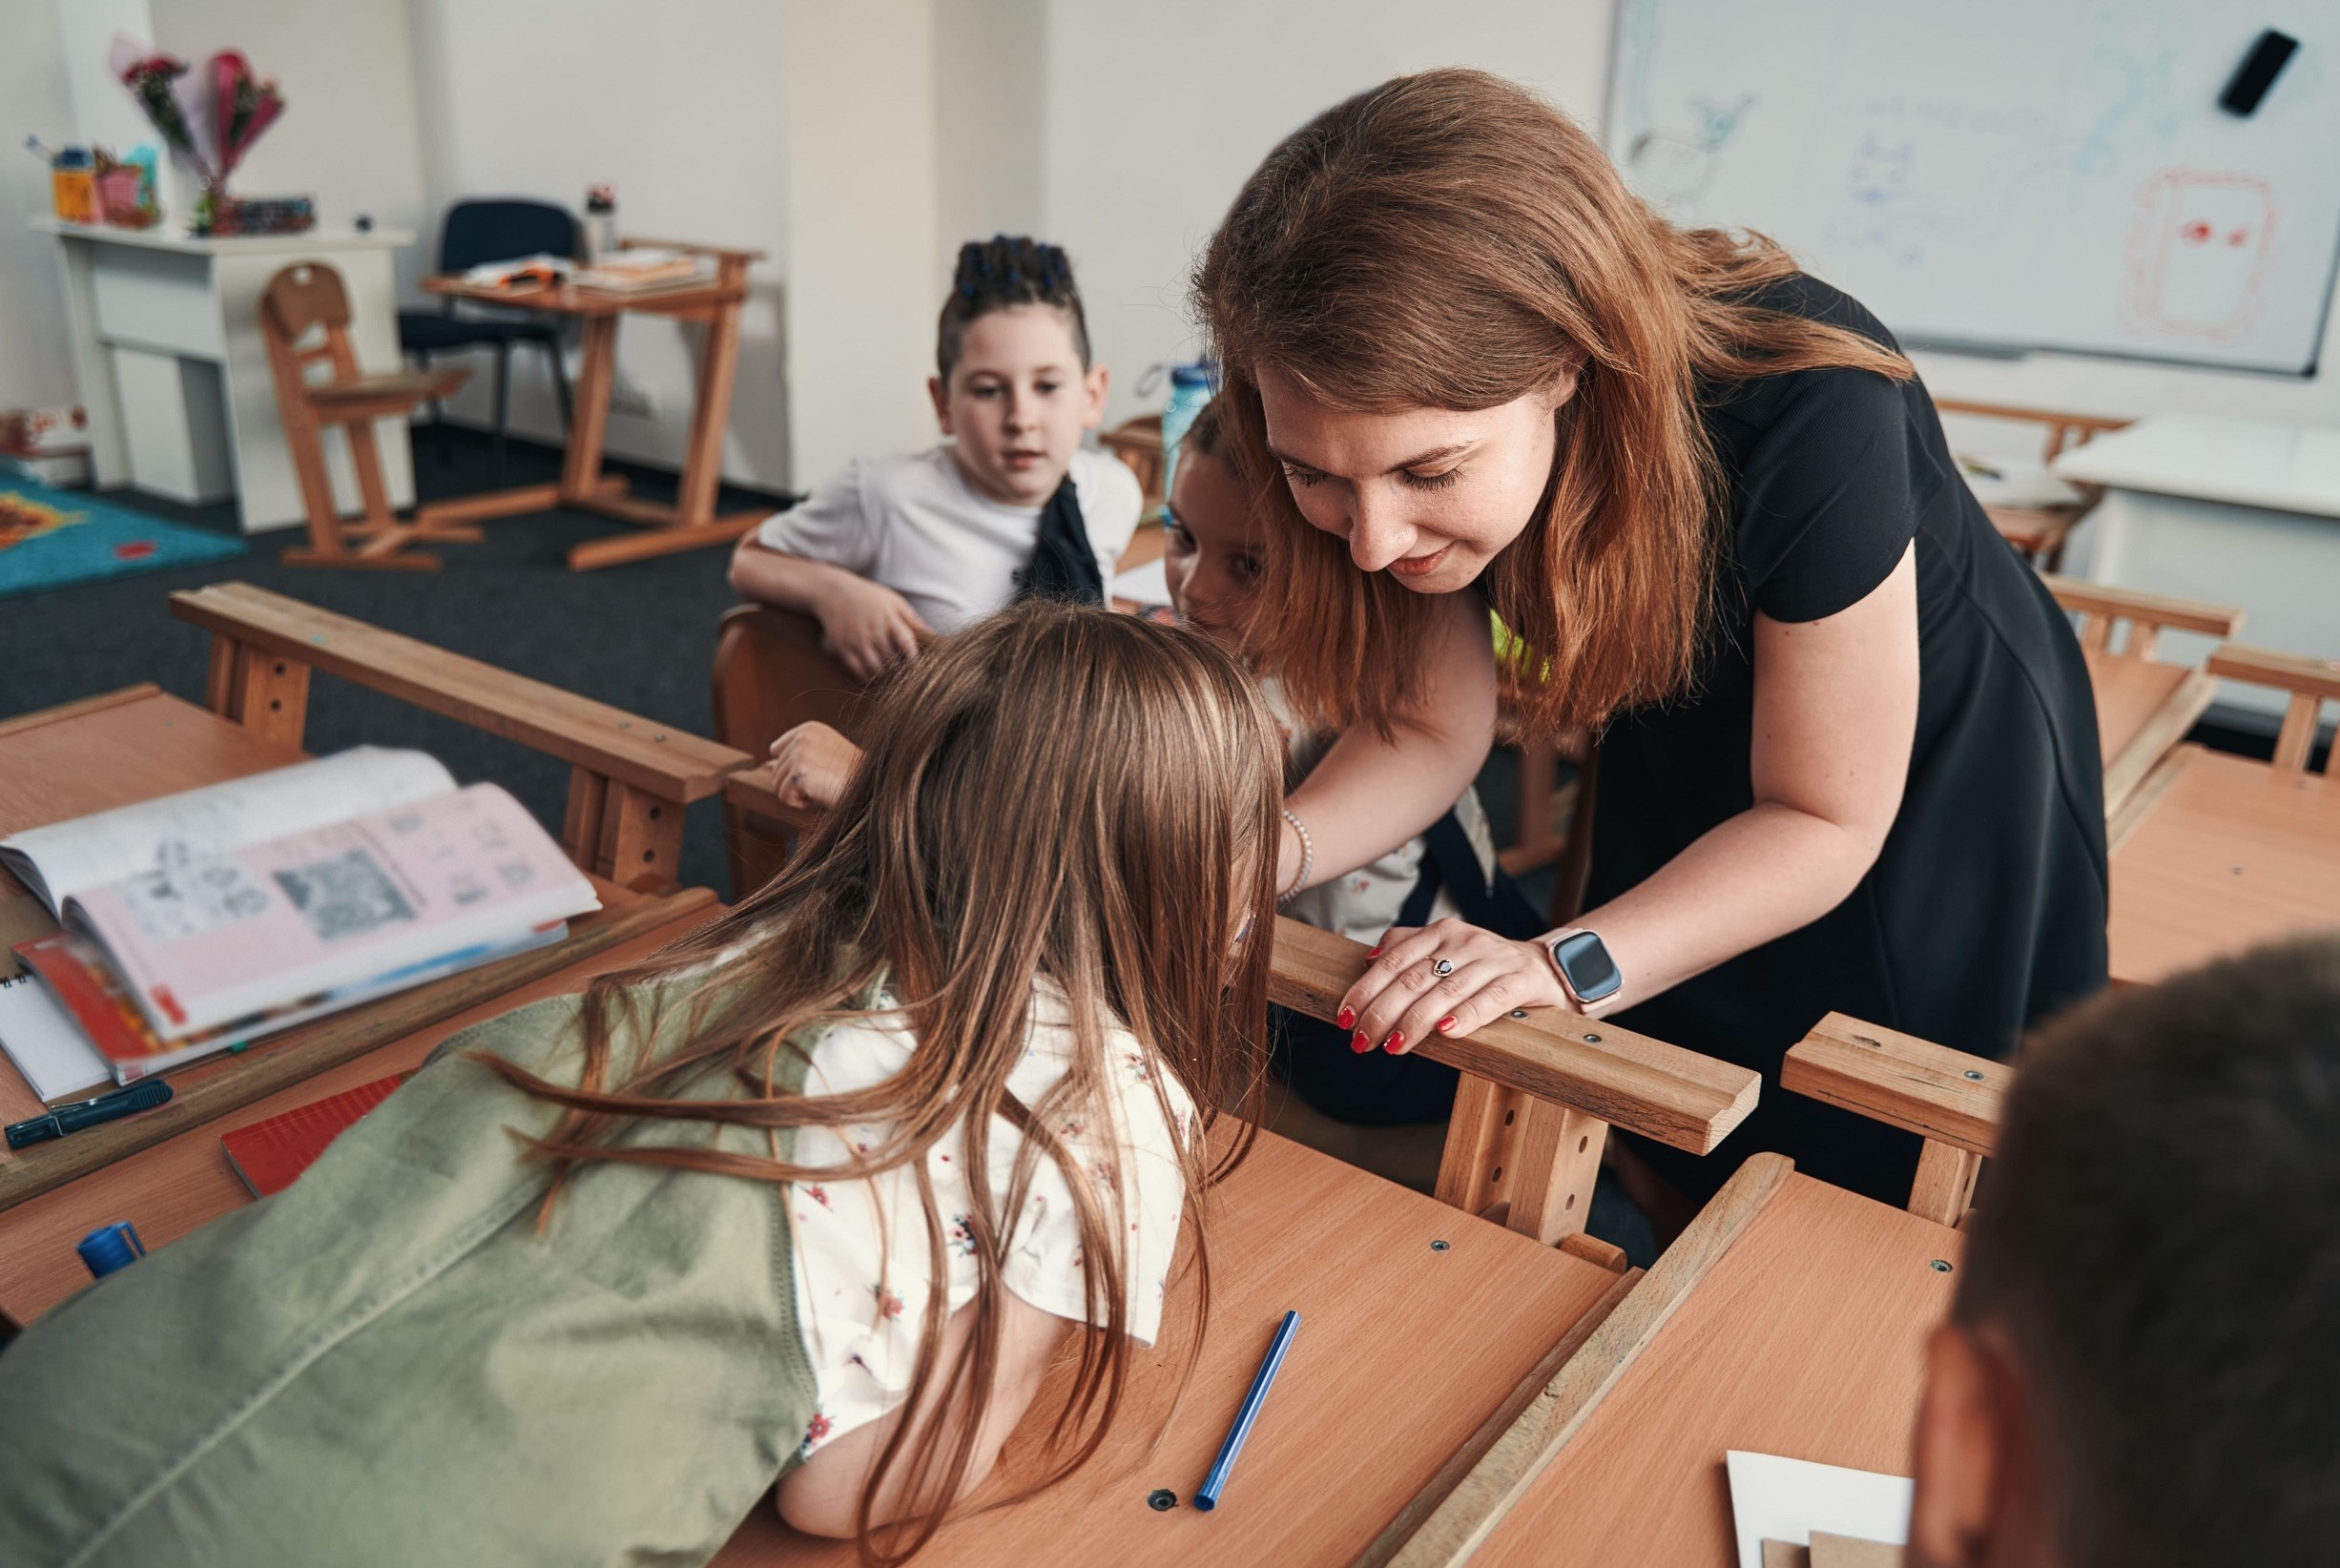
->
<box><xmin>0</xmin><ymin>982</ymin><xmax>816</xmax><ymax>1568</ymax></box>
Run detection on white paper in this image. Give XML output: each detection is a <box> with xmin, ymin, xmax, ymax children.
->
<box><xmin>1728</xmin><ymin>1451</ymin><xmax>1912</xmax><ymax>1568</ymax></box>
<box><xmin>1109</xmin><ymin>556</ymin><xmax>1172</xmax><ymax>609</ymax></box>
<box><xmin>0</xmin><ymin>748</ymin><xmax>455</xmax><ymax>918</ymax></box>
<box><xmin>0</xmin><ymin>973</ymin><xmax>111</xmax><ymax>1102</ymax></box>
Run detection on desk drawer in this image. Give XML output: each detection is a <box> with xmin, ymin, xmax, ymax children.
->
<box><xmin>91</xmin><ymin>245</ymin><xmax>223</xmax><ymax>361</ymax></box>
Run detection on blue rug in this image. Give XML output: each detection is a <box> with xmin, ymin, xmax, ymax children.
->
<box><xmin>0</xmin><ymin>480</ymin><xmax>246</xmax><ymax>600</ymax></box>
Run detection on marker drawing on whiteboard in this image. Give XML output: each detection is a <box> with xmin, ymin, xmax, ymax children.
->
<box><xmin>2120</xmin><ymin>170</ymin><xmax>2277</xmax><ymax>343</ymax></box>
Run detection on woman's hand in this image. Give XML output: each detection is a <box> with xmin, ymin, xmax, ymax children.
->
<box><xmin>1336</xmin><ymin>918</ymin><xmax>1573</xmax><ymax>1056</ymax></box>
<box><xmin>769</xmin><ymin>722</ymin><xmax>862</xmax><ymax>812</ymax></box>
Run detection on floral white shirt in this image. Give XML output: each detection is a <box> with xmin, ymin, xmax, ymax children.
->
<box><xmin>786</xmin><ymin>982</ymin><xmax>1193</xmax><ymax>1458</ymax></box>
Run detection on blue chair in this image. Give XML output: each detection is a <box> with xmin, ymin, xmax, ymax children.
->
<box><xmin>398</xmin><ymin>198</ymin><xmax>578</xmax><ymax>483</ymax></box>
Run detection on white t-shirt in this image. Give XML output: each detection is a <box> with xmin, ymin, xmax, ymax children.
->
<box><xmin>754</xmin><ymin>445</ymin><xmax>1144</xmax><ymax>633</ymax></box>
<box><xmin>1265</xmin><ymin>677</ymin><xmax>1501</xmax><ymax>946</ymax></box>
<box><xmin>786</xmin><ymin>981</ymin><xmax>1192</xmax><ymax>1460</ymax></box>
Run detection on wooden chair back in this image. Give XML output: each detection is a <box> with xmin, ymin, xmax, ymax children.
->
<box><xmin>1931</xmin><ymin>399</ymin><xmax>2131</xmax><ymax>568</ymax></box>
<box><xmin>1782</xmin><ymin>1012</ymin><xmax>2008</xmax><ymax>1227</ymax></box>
<box><xmin>2205</xmin><ymin>644</ymin><xmax>2340</xmax><ymax>775</ymax></box>
<box><xmin>261</xmin><ymin>261</ymin><xmax>362</xmax><ymax>385</ymax></box>
<box><xmin>1099</xmin><ymin>414</ymin><xmax>1165</xmax><ymax>515</ymax></box>
<box><xmin>2043</xmin><ymin>574</ymin><xmax>2244</xmax><ymax>662</ymax></box>
<box><xmin>709</xmin><ymin>604</ymin><xmax>874</xmax><ymax>897</ymax></box>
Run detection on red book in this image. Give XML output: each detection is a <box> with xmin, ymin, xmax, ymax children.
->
<box><xmin>219</xmin><ymin>1075</ymin><xmax>407</xmax><ymax>1198</ymax></box>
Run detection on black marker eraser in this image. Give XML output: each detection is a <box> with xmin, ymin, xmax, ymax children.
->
<box><xmin>2221</xmin><ymin>29</ymin><xmax>2299</xmax><ymax>116</ymax></box>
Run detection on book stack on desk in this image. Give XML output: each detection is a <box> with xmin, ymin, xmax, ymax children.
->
<box><xmin>0</xmin><ymin>750</ymin><xmax>597</xmax><ymax>1096</ymax></box>
<box><xmin>569</xmin><ymin>246</ymin><xmax>714</xmax><ymax>294</ymax></box>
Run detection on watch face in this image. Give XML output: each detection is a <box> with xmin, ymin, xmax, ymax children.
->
<box><xmin>1552</xmin><ymin>931</ymin><xmax>1623</xmax><ymax>1003</ymax></box>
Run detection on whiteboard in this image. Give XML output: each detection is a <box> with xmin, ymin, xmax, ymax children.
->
<box><xmin>1607</xmin><ymin>1</ymin><xmax>2340</xmax><ymax>375</ymax></box>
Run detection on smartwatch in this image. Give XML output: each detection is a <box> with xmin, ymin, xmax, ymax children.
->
<box><xmin>1546</xmin><ymin>929</ymin><xmax>1624</xmax><ymax>1009</ymax></box>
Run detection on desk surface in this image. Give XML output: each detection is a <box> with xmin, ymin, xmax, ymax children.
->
<box><xmin>2110</xmin><ymin>744</ymin><xmax>2340</xmax><ymax>984</ymax></box>
<box><xmin>31</xmin><ymin>215</ymin><xmax>415</xmax><ymax>255</ymax></box>
<box><xmin>1472</xmin><ymin>1171</ymin><xmax>1955</xmax><ymax>1567</ymax></box>
<box><xmin>716</xmin><ymin>1130</ymin><xmax>1622</xmax><ymax>1568</ymax></box>
<box><xmin>2085</xmin><ymin>650</ymin><xmax>2189</xmax><ymax>766</ymax></box>
<box><xmin>423</xmin><ymin>272</ymin><xmax>743</xmax><ymax>320</ymax></box>
<box><xmin>2054</xmin><ymin>413</ymin><xmax>2340</xmax><ymax>519</ymax></box>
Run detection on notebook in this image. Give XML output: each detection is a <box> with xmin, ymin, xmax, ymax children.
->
<box><xmin>219</xmin><ymin>1074</ymin><xmax>407</xmax><ymax>1198</ymax></box>
<box><xmin>0</xmin><ymin>970</ymin><xmax>111</xmax><ymax>1103</ymax></box>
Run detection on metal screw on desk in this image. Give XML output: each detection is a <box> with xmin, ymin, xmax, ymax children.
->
<box><xmin>1430</xmin><ymin>1239</ymin><xmax>1451</xmax><ymax>1252</ymax></box>
<box><xmin>1964</xmin><ymin>1069</ymin><xmax>1984</xmax><ymax>1081</ymax></box>
<box><xmin>1510</xmin><ymin>1009</ymin><xmax>1528</xmax><ymax>1019</ymax></box>
<box><xmin>1583</xmin><ymin>1032</ymin><xmax>1602</xmax><ymax>1042</ymax></box>
<box><xmin>1148</xmin><ymin>1489</ymin><xmax>1178</xmax><ymax>1512</ymax></box>
<box><xmin>1931</xmin><ymin>1259</ymin><xmax>1954</xmax><ymax>1273</ymax></box>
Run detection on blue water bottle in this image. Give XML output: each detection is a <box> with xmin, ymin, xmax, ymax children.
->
<box><xmin>1159</xmin><ymin>361</ymin><xmax>1217</xmax><ymax>509</ymax></box>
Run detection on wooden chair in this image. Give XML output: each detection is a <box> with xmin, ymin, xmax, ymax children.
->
<box><xmin>258</xmin><ymin>261</ymin><xmax>476</xmax><ymax>569</ymax></box>
<box><xmin>1782</xmin><ymin>1012</ymin><xmax>2008</xmax><ymax>1228</ymax></box>
<box><xmin>2041</xmin><ymin>575</ymin><xmax>2246</xmax><ymax>818</ymax></box>
<box><xmin>2214</xmin><ymin>643</ymin><xmax>2340</xmax><ymax>776</ymax></box>
<box><xmin>709</xmin><ymin>604</ymin><xmax>879</xmax><ymax>899</ymax></box>
<box><xmin>1933</xmin><ymin>398</ymin><xmax>2130</xmax><ymax>568</ymax></box>
<box><xmin>171</xmin><ymin>582</ymin><xmax>752</xmax><ymax>893</ymax></box>
<box><xmin>1099</xmin><ymin>413</ymin><xmax>1165</xmax><ymax>516</ymax></box>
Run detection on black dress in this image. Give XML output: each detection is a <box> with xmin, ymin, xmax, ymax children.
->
<box><xmin>1591</xmin><ymin>274</ymin><xmax>2108</xmax><ymax>1207</ymax></box>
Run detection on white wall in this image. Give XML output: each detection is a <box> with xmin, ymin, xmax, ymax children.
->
<box><xmin>0</xmin><ymin>0</ymin><xmax>79</xmax><ymax>411</ymax></box>
<box><xmin>406</xmin><ymin>0</ymin><xmax>794</xmax><ymax>488</ymax></box>
<box><xmin>1041</xmin><ymin>0</ymin><xmax>1619</xmax><ymax>426</ymax></box>
<box><xmin>781</xmin><ymin>0</ymin><xmax>942</xmax><ymax>491</ymax></box>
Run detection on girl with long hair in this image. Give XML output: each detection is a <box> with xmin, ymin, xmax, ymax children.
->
<box><xmin>1195</xmin><ymin>69</ymin><xmax>2105</xmax><ymax>1212</ymax></box>
<box><xmin>0</xmin><ymin>603</ymin><xmax>1283</xmax><ymax>1568</ymax></box>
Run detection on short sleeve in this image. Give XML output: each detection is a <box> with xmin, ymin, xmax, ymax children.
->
<box><xmin>999</xmin><ymin>1046</ymin><xmax>1191</xmax><ymax>1347</ymax></box>
<box><xmin>1072</xmin><ymin>449</ymin><xmax>1145</xmax><ymax>583</ymax></box>
<box><xmin>754</xmin><ymin>460</ymin><xmax>879</xmax><ymax>574</ymax></box>
<box><xmin>1729</xmin><ymin>369</ymin><xmax>1936</xmax><ymax>625</ymax></box>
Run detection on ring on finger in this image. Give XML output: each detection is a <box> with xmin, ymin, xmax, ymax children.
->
<box><xmin>1431</xmin><ymin>958</ymin><xmax>1456</xmax><ymax>977</ymax></box>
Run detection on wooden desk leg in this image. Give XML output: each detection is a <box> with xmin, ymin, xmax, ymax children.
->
<box><xmin>1437</xmin><ymin>1074</ymin><xmax>1531</xmax><ymax>1223</ymax></box>
<box><xmin>1908</xmin><ymin>1140</ymin><xmax>1982</xmax><ymax>1228</ymax></box>
<box><xmin>561</xmin><ymin>315</ymin><xmax>620</xmax><ymax>505</ymax></box>
<box><xmin>1510</xmin><ymin>1102</ymin><xmax>1607</xmax><ymax>1245</ymax></box>
<box><xmin>598</xmin><ymin>780</ymin><xmax>686</xmax><ymax>894</ymax></box>
<box><xmin>674</xmin><ymin>283</ymin><xmax>745</xmax><ymax>528</ymax></box>
<box><xmin>207</xmin><ymin>638</ymin><xmax>312</xmax><ymax>750</ymax></box>
<box><xmin>563</xmin><ymin>766</ymin><xmax>611</xmax><ymax>877</ymax></box>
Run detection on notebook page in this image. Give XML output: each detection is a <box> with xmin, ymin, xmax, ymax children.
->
<box><xmin>0</xmin><ymin>749</ymin><xmax>455</xmax><ymax>917</ymax></box>
<box><xmin>0</xmin><ymin>972</ymin><xmax>112</xmax><ymax>1103</ymax></box>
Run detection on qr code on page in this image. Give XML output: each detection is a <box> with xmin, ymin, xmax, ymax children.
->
<box><xmin>272</xmin><ymin>850</ymin><xmax>417</xmax><ymax>942</ymax></box>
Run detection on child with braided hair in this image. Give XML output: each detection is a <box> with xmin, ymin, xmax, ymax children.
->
<box><xmin>731</xmin><ymin>237</ymin><xmax>1141</xmax><ymax>680</ymax></box>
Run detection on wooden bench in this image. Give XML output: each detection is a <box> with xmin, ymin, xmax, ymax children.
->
<box><xmin>1782</xmin><ymin>1012</ymin><xmax>2008</xmax><ymax>1228</ymax></box>
<box><xmin>2040</xmin><ymin>575</ymin><xmax>2244</xmax><ymax>818</ymax></box>
<box><xmin>173</xmin><ymin>581</ymin><xmax>756</xmax><ymax>893</ymax></box>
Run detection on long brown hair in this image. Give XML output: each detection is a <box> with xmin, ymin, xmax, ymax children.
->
<box><xmin>479</xmin><ymin>603</ymin><xmax>1283</xmax><ymax>1563</ymax></box>
<box><xmin>1194</xmin><ymin>68</ymin><xmax>1914</xmax><ymax>737</ymax></box>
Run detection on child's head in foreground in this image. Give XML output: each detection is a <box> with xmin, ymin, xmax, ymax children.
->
<box><xmin>929</xmin><ymin>236</ymin><xmax>1107</xmax><ymax>507</ymax></box>
<box><xmin>1910</xmin><ymin>936</ymin><xmax>2340</xmax><ymax>1568</ymax></box>
<box><xmin>1160</xmin><ymin>397</ymin><xmax>1263</xmax><ymax>650</ymax></box>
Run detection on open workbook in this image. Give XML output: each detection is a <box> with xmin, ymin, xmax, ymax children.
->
<box><xmin>0</xmin><ymin>749</ymin><xmax>599</xmax><ymax>1094</ymax></box>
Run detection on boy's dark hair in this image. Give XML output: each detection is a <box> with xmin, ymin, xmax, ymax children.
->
<box><xmin>935</xmin><ymin>235</ymin><xmax>1090</xmax><ymax>383</ymax></box>
<box><xmin>1957</xmin><ymin>936</ymin><xmax>2340</xmax><ymax>1567</ymax></box>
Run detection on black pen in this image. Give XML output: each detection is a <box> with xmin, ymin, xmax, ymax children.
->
<box><xmin>6</xmin><ymin>1080</ymin><xmax>173</xmax><ymax>1149</ymax></box>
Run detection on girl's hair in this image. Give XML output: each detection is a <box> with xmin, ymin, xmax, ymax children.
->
<box><xmin>937</xmin><ymin>235</ymin><xmax>1092</xmax><ymax>383</ymax></box>
<box><xmin>1177</xmin><ymin>396</ymin><xmax>1252</xmax><ymax>485</ymax></box>
<box><xmin>1193</xmin><ymin>68</ymin><xmax>1915</xmax><ymax>738</ymax></box>
<box><xmin>480</xmin><ymin>602</ymin><xmax>1282</xmax><ymax>1564</ymax></box>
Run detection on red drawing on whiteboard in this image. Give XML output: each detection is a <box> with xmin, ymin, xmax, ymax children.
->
<box><xmin>2121</xmin><ymin>170</ymin><xmax>2276</xmax><ymax>342</ymax></box>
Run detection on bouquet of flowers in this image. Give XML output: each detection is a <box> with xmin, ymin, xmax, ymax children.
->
<box><xmin>107</xmin><ymin>35</ymin><xmax>285</xmax><ymax>195</ymax></box>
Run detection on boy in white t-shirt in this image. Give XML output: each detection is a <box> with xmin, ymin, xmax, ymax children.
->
<box><xmin>730</xmin><ymin>237</ymin><xmax>1142</xmax><ymax>680</ymax></box>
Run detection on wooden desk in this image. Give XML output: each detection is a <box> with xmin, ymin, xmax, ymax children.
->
<box><xmin>0</xmin><ymin>685</ymin><xmax>710</xmax><ymax>1226</ymax></box>
<box><xmin>1378</xmin><ymin>1157</ymin><xmax>1956</xmax><ymax>1567</ymax></box>
<box><xmin>715</xmin><ymin>1130</ymin><xmax>1628</xmax><ymax>1567</ymax></box>
<box><xmin>2086</xmin><ymin>648</ymin><xmax>2201</xmax><ymax>808</ymax></box>
<box><xmin>2109</xmin><ymin>743</ymin><xmax>2340</xmax><ymax>983</ymax></box>
<box><xmin>413</xmin><ymin>240</ymin><xmax>768</xmax><ymax>572</ymax></box>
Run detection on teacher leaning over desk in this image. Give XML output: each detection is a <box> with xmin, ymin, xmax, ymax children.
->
<box><xmin>1201</xmin><ymin>69</ymin><xmax>2107</xmax><ymax>1213</ymax></box>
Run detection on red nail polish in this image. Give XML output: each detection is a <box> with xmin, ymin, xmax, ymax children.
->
<box><xmin>1336</xmin><ymin>1005</ymin><xmax>1355</xmax><ymax>1030</ymax></box>
<box><xmin>1351</xmin><ymin>1030</ymin><xmax>1373</xmax><ymax>1054</ymax></box>
<box><xmin>1384</xmin><ymin>1031</ymin><xmax>1405</xmax><ymax>1055</ymax></box>
<box><xmin>1367</xmin><ymin>946</ymin><xmax>1382</xmax><ymax>959</ymax></box>
<box><xmin>1437</xmin><ymin>1016</ymin><xmax>1457</xmax><ymax>1033</ymax></box>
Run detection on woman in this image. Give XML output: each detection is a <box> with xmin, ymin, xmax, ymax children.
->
<box><xmin>1196</xmin><ymin>69</ymin><xmax>2106</xmax><ymax>1207</ymax></box>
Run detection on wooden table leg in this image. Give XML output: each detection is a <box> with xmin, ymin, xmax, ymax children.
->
<box><xmin>673</xmin><ymin>278</ymin><xmax>745</xmax><ymax>529</ymax></box>
<box><xmin>562</xmin><ymin>314</ymin><xmax>620</xmax><ymax>504</ymax></box>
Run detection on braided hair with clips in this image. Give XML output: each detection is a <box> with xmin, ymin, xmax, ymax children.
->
<box><xmin>936</xmin><ymin>235</ymin><xmax>1092</xmax><ymax>383</ymax></box>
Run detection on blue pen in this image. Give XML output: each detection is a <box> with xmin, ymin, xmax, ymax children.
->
<box><xmin>1193</xmin><ymin>1309</ymin><xmax>1300</xmax><ymax>1512</ymax></box>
